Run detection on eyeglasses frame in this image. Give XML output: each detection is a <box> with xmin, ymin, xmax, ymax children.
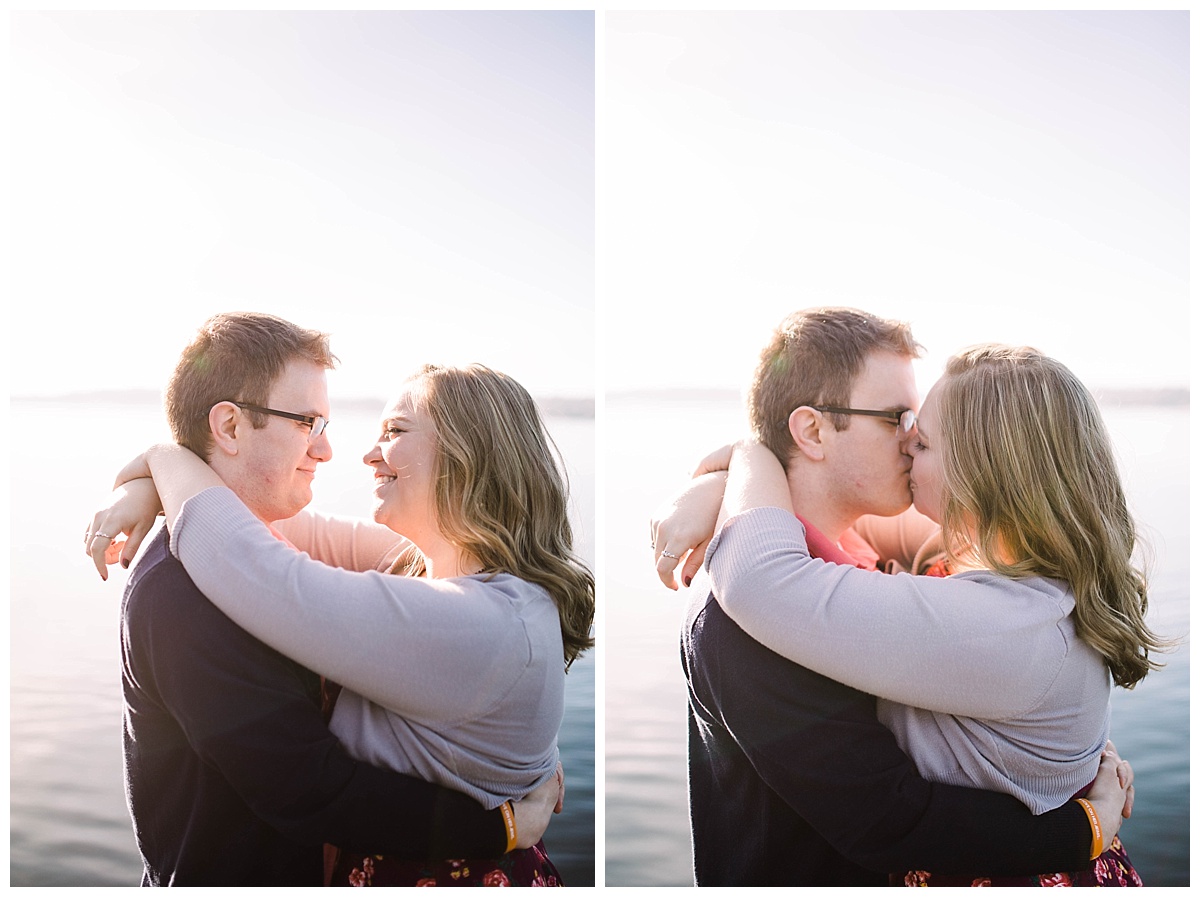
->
<box><xmin>810</xmin><ymin>405</ymin><xmax>917</xmax><ymax>434</ymax></box>
<box><xmin>225</xmin><ymin>401</ymin><xmax>330</xmax><ymax>441</ymax></box>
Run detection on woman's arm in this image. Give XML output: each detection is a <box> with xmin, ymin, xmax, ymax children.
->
<box><xmin>651</xmin><ymin>471</ymin><xmax>727</xmax><ymax>590</ymax></box>
<box><xmin>87</xmin><ymin>449</ymin><xmax>405</xmax><ymax>576</ymax></box>
<box><xmin>708</xmin><ymin>444</ymin><xmax>1073</xmax><ymax>719</ymax></box>
<box><xmin>273</xmin><ymin>510</ymin><xmax>409</xmax><ymax>573</ymax></box>
<box><xmin>96</xmin><ymin>446</ymin><xmax>551</xmax><ymax>726</ymax></box>
<box><xmin>142</xmin><ymin>443</ymin><xmax>225</xmax><ymax>526</ymax></box>
<box><xmin>165</xmin><ymin>486</ymin><xmax>555</xmax><ymax>725</ymax></box>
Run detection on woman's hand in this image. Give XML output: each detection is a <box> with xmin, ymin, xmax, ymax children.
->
<box><xmin>1083</xmin><ymin>741</ymin><xmax>1135</xmax><ymax>852</ymax></box>
<box><xmin>86</xmin><ymin>478</ymin><xmax>164</xmax><ymax>580</ymax></box>
<box><xmin>511</xmin><ymin>762</ymin><xmax>564</xmax><ymax>850</ymax></box>
<box><xmin>652</xmin><ymin>471</ymin><xmax>728</xmax><ymax>590</ymax></box>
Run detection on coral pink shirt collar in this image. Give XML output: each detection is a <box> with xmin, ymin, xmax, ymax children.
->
<box><xmin>267</xmin><ymin>524</ymin><xmax>299</xmax><ymax>551</ymax></box>
<box><xmin>797</xmin><ymin>514</ymin><xmax>879</xmax><ymax>570</ymax></box>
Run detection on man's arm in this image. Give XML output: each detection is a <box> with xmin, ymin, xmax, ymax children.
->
<box><xmin>128</xmin><ymin>558</ymin><xmax>515</xmax><ymax>858</ymax></box>
<box><xmin>687</xmin><ymin>594</ymin><xmax>1101</xmax><ymax>876</ymax></box>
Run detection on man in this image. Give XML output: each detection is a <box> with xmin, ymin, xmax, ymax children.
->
<box><xmin>90</xmin><ymin>313</ymin><xmax>555</xmax><ymax>885</ymax></box>
<box><xmin>658</xmin><ymin>308</ymin><xmax>1127</xmax><ymax>885</ymax></box>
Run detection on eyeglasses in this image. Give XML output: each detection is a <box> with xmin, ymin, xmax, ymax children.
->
<box><xmin>811</xmin><ymin>405</ymin><xmax>917</xmax><ymax>434</ymax></box>
<box><xmin>229</xmin><ymin>402</ymin><xmax>330</xmax><ymax>442</ymax></box>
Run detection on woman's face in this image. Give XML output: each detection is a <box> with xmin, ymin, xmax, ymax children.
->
<box><xmin>906</xmin><ymin>378</ymin><xmax>946</xmax><ymax>523</ymax></box>
<box><xmin>363</xmin><ymin>383</ymin><xmax>440</xmax><ymax>540</ymax></box>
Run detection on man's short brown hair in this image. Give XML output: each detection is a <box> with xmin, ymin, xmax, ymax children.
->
<box><xmin>747</xmin><ymin>307</ymin><xmax>922</xmax><ymax>465</ymax></box>
<box><xmin>165</xmin><ymin>312</ymin><xmax>337</xmax><ymax>459</ymax></box>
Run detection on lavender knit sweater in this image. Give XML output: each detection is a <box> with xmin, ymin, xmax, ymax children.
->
<box><xmin>706</xmin><ymin>507</ymin><xmax>1110</xmax><ymax>813</ymax></box>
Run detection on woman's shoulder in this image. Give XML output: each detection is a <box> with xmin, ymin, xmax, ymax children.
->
<box><xmin>951</xmin><ymin>569</ymin><xmax>1075</xmax><ymax>605</ymax></box>
<box><xmin>458</xmin><ymin>573</ymin><xmax>561</xmax><ymax>624</ymax></box>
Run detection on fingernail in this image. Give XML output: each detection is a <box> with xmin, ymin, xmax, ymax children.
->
<box><xmin>683</xmin><ymin>575</ymin><xmax>692</xmax><ymax>587</ymax></box>
<box><xmin>122</xmin><ymin>558</ymin><xmax>130</xmax><ymax>569</ymax></box>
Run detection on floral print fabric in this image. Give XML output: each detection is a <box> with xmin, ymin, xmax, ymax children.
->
<box><xmin>333</xmin><ymin>839</ymin><xmax>563</xmax><ymax>887</ymax></box>
<box><xmin>897</xmin><ymin>835</ymin><xmax>1142</xmax><ymax>887</ymax></box>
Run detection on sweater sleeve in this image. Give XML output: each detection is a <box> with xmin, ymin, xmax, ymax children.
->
<box><xmin>706</xmin><ymin>507</ymin><xmax>1072</xmax><ymax>719</ymax></box>
<box><xmin>273</xmin><ymin>509</ymin><xmax>409</xmax><ymax>572</ymax></box>
<box><xmin>171</xmin><ymin>487</ymin><xmax>541</xmax><ymax>724</ymax></box>
<box><xmin>126</xmin><ymin>552</ymin><xmax>506</xmax><ymax>858</ymax></box>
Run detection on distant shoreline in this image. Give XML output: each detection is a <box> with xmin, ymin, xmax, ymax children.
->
<box><xmin>11</xmin><ymin>387</ymin><xmax>1189</xmax><ymax>413</ymax></box>
<box><xmin>607</xmin><ymin>387</ymin><xmax>1190</xmax><ymax>409</ymax></box>
<box><xmin>11</xmin><ymin>390</ymin><xmax>596</xmax><ymax>419</ymax></box>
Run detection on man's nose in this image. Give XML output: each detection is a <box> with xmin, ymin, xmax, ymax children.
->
<box><xmin>309</xmin><ymin>428</ymin><xmax>334</xmax><ymax>463</ymax></box>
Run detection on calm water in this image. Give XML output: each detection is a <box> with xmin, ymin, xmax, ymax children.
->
<box><xmin>9</xmin><ymin>400</ymin><xmax>596</xmax><ymax>886</ymax></box>
<box><xmin>604</xmin><ymin>394</ymin><xmax>1190</xmax><ymax>887</ymax></box>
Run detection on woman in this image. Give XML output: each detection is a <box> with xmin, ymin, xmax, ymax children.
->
<box><xmin>660</xmin><ymin>345</ymin><xmax>1162</xmax><ymax>886</ymax></box>
<box><xmin>90</xmin><ymin>363</ymin><xmax>594</xmax><ymax>886</ymax></box>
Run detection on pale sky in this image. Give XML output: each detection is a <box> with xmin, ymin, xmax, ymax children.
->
<box><xmin>604</xmin><ymin>11</ymin><xmax>1189</xmax><ymax>397</ymax></box>
<box><xmin>10</xmin><ymin>11</ymin><xmax>595</xmax><ymax>401</ymax></box>
<box><xmin>8</xmin><ymin>11</ymin><xmax>1190</xmax><ymax>403</ymax></box>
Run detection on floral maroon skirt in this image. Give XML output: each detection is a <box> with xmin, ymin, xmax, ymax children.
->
<box><xmin>331</xmin><ymin>840</ymin><xmax>563</xmax><ymax>887</ymax></box>
<box><xmin>894</xmin><ymin>835</ymin><xmax>1142</xmax><ymax>887</ymax></box>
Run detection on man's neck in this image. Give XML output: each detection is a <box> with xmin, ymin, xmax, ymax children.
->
<box><xmin>785</xmin><ymin>468</ymin><xmax>854</xmax><ymax>543</ymax></box>
<box><xmin>207</xmin><ymin>457</ymin><xmax>279</xmax><ymax>526</ymax></box>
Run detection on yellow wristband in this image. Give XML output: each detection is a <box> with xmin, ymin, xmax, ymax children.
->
<box><xmin>1075</xmin><ymin>798</ymin><xmax>1104</xmax><ymax>860</ymax></box>
<box><xmin>499</xmin><ymin>800</ymin><xmax>518</xmax><ymax>854</ymax></box>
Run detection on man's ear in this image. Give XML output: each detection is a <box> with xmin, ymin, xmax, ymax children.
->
<box><xmin>787</xmin><ymin>406</ymin><xmax>825</xmax><ymax>461</ymax></box>
<box><xmin>208</xmin><ymin>402</ymin><xmax>240</xmax><ymax>457</ymax></box>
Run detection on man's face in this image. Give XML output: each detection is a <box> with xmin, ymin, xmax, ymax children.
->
<box><xmin>819</xmin><ymin>350</ymin><xmax>919</xmax><ymax>520</ymax></box>
<box><xmin>223</xmin><ymin>359</ymin><xmax>333</xmax><ymax>523</ymax></box>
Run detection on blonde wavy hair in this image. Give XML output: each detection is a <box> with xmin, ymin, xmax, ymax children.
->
<box><xmin>389</xmin><ymin>364</ymin><xmax>595</xmax><ymax>670</ymax></box>
<box><xmin>934</xmin><ymin>344</ymin><xmax>1165</xmax><ymax>688</ymax></box>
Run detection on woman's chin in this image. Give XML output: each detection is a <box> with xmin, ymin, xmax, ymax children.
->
<box><xmin>912</xmin><ymin>495</ymin><xmax>939</xmax><ymax>524</ymax></box>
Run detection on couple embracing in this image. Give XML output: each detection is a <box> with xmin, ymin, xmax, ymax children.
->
<box><xmin>654</xmin><ymin>307</ymin><xmax>1164</xmax><ymax>886</ymax></box>
<box><xmin>86</xmin><ymin>312</ymin><xmax>594</xmax><ymax>886</ymax></box>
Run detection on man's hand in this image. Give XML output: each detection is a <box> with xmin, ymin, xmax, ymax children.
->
<box><xmin>511</xmin><ymin>763</ymin><xmax>564</xmax><ymax>850</ymax></box>
<box><xmin>1083</xmin><ymin>741</ymin><xmax>1135</xmax><ymax>852</ymax></box>
<box><xmin>85</xmin><ymin>478</ymin><xmax>164</xmax><ymax>580</ymax></box>
<box><xmin>651</xmin><ymin>471</ymin><xmax>727</xmax><ymax>590</ymax></box>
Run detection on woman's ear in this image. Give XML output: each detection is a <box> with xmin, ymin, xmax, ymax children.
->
<box><xmin>787</xmin><ymin>406</ymin><xmax>825</xmax><ymax>461</ymax></box>
<box><xmin>208</xmin><ymin>402</ymin><xmax>240</xmax><ymax>457</ymax></box>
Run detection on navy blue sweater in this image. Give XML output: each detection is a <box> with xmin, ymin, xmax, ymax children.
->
<box><xmin>121</xmin><ymin>530</ymin><xmax>504</xmax><ymax>886</ymax></box>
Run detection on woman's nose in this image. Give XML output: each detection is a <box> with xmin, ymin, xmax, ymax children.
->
<box><xmin>363</xmin><ymin>443</ymin><xmax>382</xmax><ymax>466</ymax></box>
